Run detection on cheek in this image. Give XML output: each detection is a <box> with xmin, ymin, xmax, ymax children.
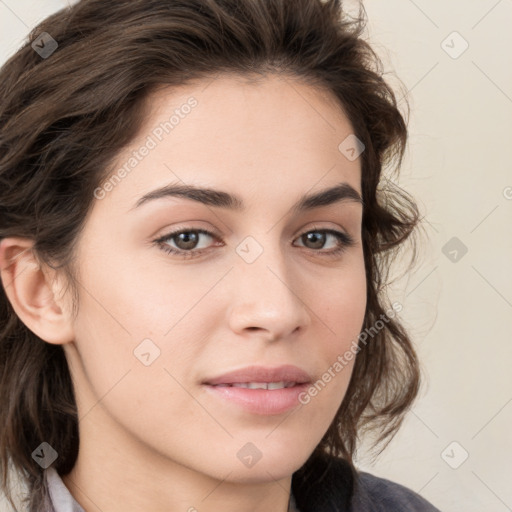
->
<box><xmin>311</xmin><ymin>255</ymin><xmax>367</xmax><ymax>399</ymax></box>
<box><xmin>68</xmin><ymin>248</ymin><xmax>218</xmax><ymax>406</ymax></box>
<box><xmin>323</xmin><ymin>254</ymin><xmax>367</xmax><ymax>345</ymax></box>
<box><xmin>69</xmin><ymin>286</ymin><xmax>207</xmax><ymax>444</ymax></box>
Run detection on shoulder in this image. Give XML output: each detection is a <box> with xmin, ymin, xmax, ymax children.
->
<box><xmin>351</xmin><ymin>470</ymin><xmax>442</xmax><ymax>512</ymax></box>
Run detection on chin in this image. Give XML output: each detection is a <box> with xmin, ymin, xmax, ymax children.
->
<box><xmin>224</xmin><ymin>446</ymin><xmax>312</xmax><ymax>484</ymax></box>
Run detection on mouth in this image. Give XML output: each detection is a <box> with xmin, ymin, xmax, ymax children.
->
<box><xmin>211</xmin><ymin>381</ymin><xmax>299</xmax><ymax>390</ymax></box>
<box><xmin>201</xmin><ymin>365</ymin><xmax>312</xmax><ymax>415</ymax></box>
<box><xmin>202</xmin><ymin>364</ymin><xmax>312</xmax><ymax>387</ymax></box>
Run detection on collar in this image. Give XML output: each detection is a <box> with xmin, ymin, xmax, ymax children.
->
<box><xmin>46</xmin><ymin>467</ymin><xmax>85</xmax><ymax>512</ymax></box>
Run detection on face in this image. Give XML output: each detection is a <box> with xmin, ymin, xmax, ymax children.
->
<box><xmin>62</xmin><ymin>73</ymin><xmax>366</xmax><ymax>483</ymax></box>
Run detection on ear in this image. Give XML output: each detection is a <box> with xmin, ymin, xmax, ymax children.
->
<box><xmin>0</xmin><ymin>237</ymin><xmax>75</xmax><ymax>345</ymax></box>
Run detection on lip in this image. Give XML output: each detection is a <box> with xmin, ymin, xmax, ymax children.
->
<box><xmin>202</xmin><ymin>364</ymin><xmax>312</xmax><ymax>386</ymax></box>
<box><xmin>201</xmin><ymin>365</ymin><xmax>312</xmax><ymax>415</ymax></box>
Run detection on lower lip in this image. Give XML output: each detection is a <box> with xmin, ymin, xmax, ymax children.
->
<box><xmin>203</xmin><ymin>383</ymin><xmax>309</xmax><ymax>415</ymax></box>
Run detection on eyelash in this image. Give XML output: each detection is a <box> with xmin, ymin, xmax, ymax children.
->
<box><xmin>153</xmin><ymin>226</ymin><xmax>356</xmax><ymax>260</ymax></box>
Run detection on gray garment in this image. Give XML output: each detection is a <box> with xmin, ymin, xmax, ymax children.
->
<box><xmin>44</xmin><ymin>465</ymin><xmax>440</xmax><ymax>512</ymax></box>
<box><xmin>352</xmin><ymin>472</ymin><xmax>441</xmax><ymax>512</ymax></box>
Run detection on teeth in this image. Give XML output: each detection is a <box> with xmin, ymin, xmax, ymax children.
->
<box><xmin>232</xmin><ymin>382</ymin><xmax>268</xmax><ymax>389</ymax></box>
<box><xmin>228</xmin><ymin>381</ymin><xmax>295</xmax><ymax>390</ymax></box>
<box><xmin>267</xmin><ymin>381</ymin><xmax>287</xmax><ymax>390</ymax></box>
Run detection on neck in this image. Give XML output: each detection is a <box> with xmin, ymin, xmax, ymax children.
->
<box><xmin>61</xmin><ymin>409</ymin><xmax>293</xmax><ymax>512</ymax></box>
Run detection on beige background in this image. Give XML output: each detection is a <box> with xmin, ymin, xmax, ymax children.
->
<box><xmin>1</xmin><ymin>1</ymin><xmax>511</xmax><ymax>511</ymax></box>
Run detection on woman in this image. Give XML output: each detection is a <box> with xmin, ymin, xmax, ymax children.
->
<box><xmin>0</xmin><ymin>0</ymin><xmax>440</xmax><ymax>511</ymax></box>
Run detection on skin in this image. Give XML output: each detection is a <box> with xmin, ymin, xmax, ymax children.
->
<box><xmin>0</xmin><ymin>73</ymin><xmax>366</xmax><ymax>512</ymax></box>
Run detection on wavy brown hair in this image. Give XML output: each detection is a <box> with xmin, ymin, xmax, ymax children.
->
<box><xmin>0</xmin><ymin>0</ymin><xmax>423</xmax><ymax>510</ymax></box>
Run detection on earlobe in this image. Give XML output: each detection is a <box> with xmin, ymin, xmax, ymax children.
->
<box><xmin>0</xmin><ymin>237</ymin><xmax>75</xmax><ymax>345</ymax></box>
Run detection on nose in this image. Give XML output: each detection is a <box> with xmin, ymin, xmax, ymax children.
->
<box><xmin>227</xmin><ymin>242</ymin><xmax>312</xmax><ymax>342</ymax></box>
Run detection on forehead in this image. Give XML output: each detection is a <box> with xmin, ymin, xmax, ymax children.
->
<box><xmin>100</xmin><ymin>73</ymin><xmax>362</xmax><ymax>212</ymax></box>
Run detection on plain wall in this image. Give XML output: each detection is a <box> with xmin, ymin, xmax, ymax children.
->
<box><xmin>1</xmin><ymin>1</ymin><xmax>511</xmax><ymax>511</ymax></box>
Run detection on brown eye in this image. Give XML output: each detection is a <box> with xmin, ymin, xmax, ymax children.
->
<box><xmin>301</xmin><ymin>231</ymin><xmax>327</xmax><ymax>249</ymax></box>
<box><xmin>294</xmin><ymin>229</ymin><xmax>355</xmax><ymax>256</ymax></box>
<box><xmin>155</xmin><ymin>228</ymin><xmax>218</xmax><ymax>259</ymax></box>
<box><xmin>170</xmin><ymin>231</ymin><xmax>203</xmax><ymax>251</ymax></box>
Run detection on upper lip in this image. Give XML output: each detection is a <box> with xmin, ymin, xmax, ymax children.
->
<box><xmin>202</xmin><ymin>365</ymin><xmax>312</xmax><ymax>385</ymax></box>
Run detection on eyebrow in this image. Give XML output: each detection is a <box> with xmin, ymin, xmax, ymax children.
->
<box><xmin>131</xmin><ymin>181</ymin><xmax>363</xmax><ymax>213</ymax></box>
